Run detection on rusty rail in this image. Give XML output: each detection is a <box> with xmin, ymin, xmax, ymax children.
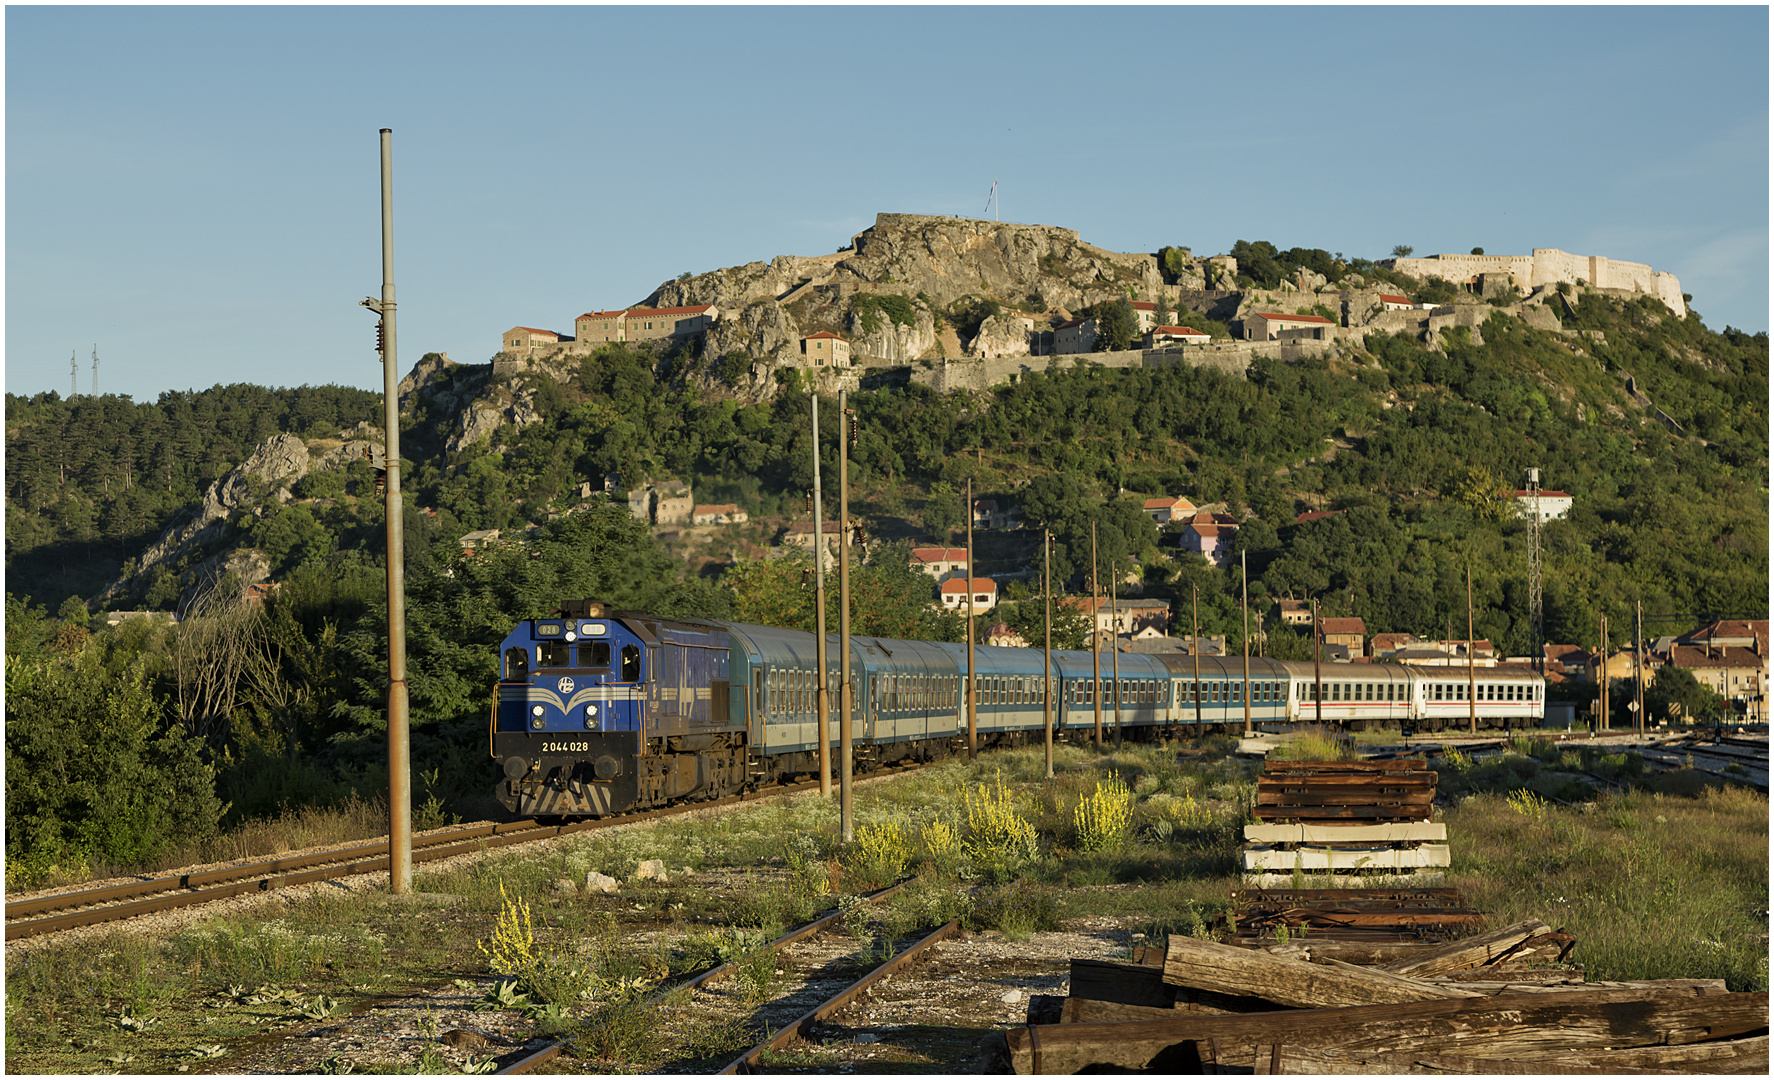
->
<box><xmin>495</xmin><ymin>879</ymin><xmax>920</xmax><ymax>1075</ymax></box>
<box><xmin>7</xmin><ymin>778</ymin><xmax>832</xmax><ymax>942</ymax></box>
<box><xmin>718</xmin><ymin>917</ymin><xmax>964</xmax><ymax>1074</ymax></box>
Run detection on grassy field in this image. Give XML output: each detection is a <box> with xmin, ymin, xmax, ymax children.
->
<box><xmin>5</xmin><ymin>731</ymin><xmax>1765</xmax><ymax>1073</ymax></box>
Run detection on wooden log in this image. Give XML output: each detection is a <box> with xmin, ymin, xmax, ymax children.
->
<box><xmin>1415</xmin><ymin>978</ymin><xmax>1729</xmax><ymax>996</ymax></box>
<box><xmin>1223</xmin><ymin>941</ymin><xmax>1463</xmax><ymax>965</ymax></box>
<box><xmin>1162</xmin><ymin>934</ymin><xmax>1481</xmax><ymax>1007</ymax></box>
<box><xmin>1380</xmin><ymin>920</ymin><xmax>1550</xmax><ymax>977</ymax></box>
<box><xmin>1253</xmin><ymin>807</ymin><xmax>1436</xmax><ymax>822</ymax></box>
<box><xmin>1241</xmin><ymin>844</ymin><xmax>1450</xmax><ymax>871</ymax></box>
<box><xmin>1257</xmin><ymin>790</ymin><xmax>1436</xmax><ymax>807</ymax></box>
<box><xmin>1253</xmin><ymin>1043</ymin><xmax>1657</xmax><ymax>1073</ymax></box>
<box><xmin>998</xmin><ymin>990</ymin><xmax>1770</xmax><ymax>1074</ymax></box>
<box><xmin>1232</xmin><ymin>887</ymin><xmax>1465</xmax><ymax>902</ymax></box>
<box><xmin>1258</xmin><ymin>772</ymin><xmax>1438</xmax><ymax>786</ymax></box>
<box><xmin>1067</xmin><ymin>959</ymin><xmax>1176</xmax><ymax>1009</ymax></box>
<box><xmin>1235</xmin><ymin>909</ymin><xmax>1483</xmax><ymax>927</ymax></box>
<box><xmin>1263</xmin><ymin>760</ymin><xmax>1427</xmax><ymax>772</ymax></box>
<box><xmin>1547</xmin><ymin>1033</ymin><xmax>1769</xmax><ymax>1074</ymax></box>
<box><xmin>1244</xmin><ymin>822</ymin><xmax>1448</xmax><ymax>843</ymax></box>
<box><xmin>1060</xmin><ymin>990</ymin><xmax>1279</xmax><ymax>1024</ymax></box>
<box><xmin>1430</xmin><ymin>967</ymin><xmax>1580</xmax><ymax>985</ymax></box>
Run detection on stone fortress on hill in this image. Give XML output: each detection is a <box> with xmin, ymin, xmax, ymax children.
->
<box><xmin>489</xmin><ymin>212</ymin><xmax>1687</xmax><ymax>394</ymax></box>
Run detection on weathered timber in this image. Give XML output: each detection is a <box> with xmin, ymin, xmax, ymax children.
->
<box><xmin>1257</xmin><ymin>789</ymin><xmax>1435</xmax><ymax>807</ymax></box>
<box><xmin>1235</xmin><ymin>909</ymin><xmax>1483</xmax><ymax>928</ymax></box>
<box><xmin>1258</xmin><ymin>771</ymin><xmax>1437</xmax><ymax>786</ymax></box>
<box><xmin>995</xmin><ymin>990</ymin><xmax>1770</xmax><ymax>1074</ymax></box>
<box><xmin>1232</xmin><ymin>887</ymin><xmax>1464</xmax><ymax>903</ymax></box>
<box><xmin>1262</xmin><ymin>760</ymin><xmax>1426</xmax><ymax>773</ymax></box>
<box><xmin>1252</xmin><ymin>805</ymin><xmax>1436</xmax><ymax>822</ymax></box>
<box><xmin>1067</xmin><ymin>959</ymin><xmax>1176</xmax><ymax>1009</ymax></box>
<box><xmin>1241</xmin><ymin>844</ymin><xmax>1450</xmax><ymax>871</ymax></box>
<box><xmin>1163</xmin><ymin>933</ymin><xmax>1480</xmax><ymax>1007</ymax></box>
<box><xmin>1380</xmin><ymin>920</ymin><xmax>1550</xmax><ymax>977</ymax></box>
<box><xmin>1545</xmin><ymin>1034</ymin><xmax>1770</xmax><ymax>1073</ymax></box>
<box><xmin>1428</xmin><ymin>967</ymin><xmax>1582</xmax><ymax>985</ymax></box>
<box><xmin>1244</xmin><ymin>822</ymin><xmax>1448</xmax><ymax>844</ymax></box>
<box><xmin>1222</xmin><ymin>941</ymin><xmax>1456</xmax><ymax>964</ymax></box>
<box><xmin>1416</xmin><ymin>977</ymin><xmax>1729</xmax><ymax>996</ymax></box>
<box><xmin>1251</xmin><ymin>1043</ymin><xmax>1656</xmax><ymax>1074</ymax></box>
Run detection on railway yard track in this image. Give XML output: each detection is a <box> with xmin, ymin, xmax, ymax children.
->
<box><xmin>5</xmin><ymin>778</ymin><xmax>831</xmax><ymax>942</ymax></box>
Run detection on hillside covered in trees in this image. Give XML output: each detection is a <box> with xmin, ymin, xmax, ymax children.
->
<box><xmin>7</xmin><ymin>256</ymin><xmax>1766</xmax><ymax>882</ymax></box>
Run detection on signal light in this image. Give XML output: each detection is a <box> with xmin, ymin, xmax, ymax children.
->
<box><xmin>375</xmin><ymin>319</ymin><xmax>386</xmax><ymax>358</ymax></box>
<box><xmin>847</xmin><ymin>414</ymin><xmax>859</xmax><ymax>449</ymax></box>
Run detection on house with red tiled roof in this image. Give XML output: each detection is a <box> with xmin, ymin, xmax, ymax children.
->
<box><xmin>1181</xmin><ymin>511</ymin><xmax>1239</xmax><ymax>568</ymax></box>
<box><xmin>1144</xmin><ymin>325</ymin><xmax>1212</xmax><ymax>348</ymax></box>
<box><xmin>1143</xmin><ymin>495</ymin><xmax>1197</xmax><ymax>524</ymax></box>
<box><xmin>1130</xmin><ymin>301</ymin><xmax>1164</xmax><ymax>332</ymax></box>
<box><xmin>575</xmin><ymin>309</ymin><xmax>630</xmax><ymax>344</ymax></box>
<box><xmin>1319</xmin><ymin>617</ymin><xmax>1367</xmax><ymax>657</ymax></box>
<box><xmin>1369</xmin><ymin>632</ymin><xmax>1417</xmax><ymax>657</ymax></box>
<box><xmin>939</xmin><ymin>577</ymin><xmax>998</xmax><ymax>613</ymax></box>
<box><xmin>909</xmin><ymin>546</ymin><xmax>968</xmax><ymax>581</ymax></box>
<box><xmin>799</xmin><ymin>332</ymin><xmax>850</xmax><ymax>367</ymax></box>
<box><xmin>1277</xmin><ymin>599</ymin><xmax>1312</xmax><ymax>626</ymax></box>
<box><xmin>1544</xmin><ymin>643</ymin><xmax>1591</xmax><ymax>680</ymax></box>
<box><xmin>1679</xmin><ymin>620</ymin><xmax>1769</xmax><ymax>654</ymax></box>
<box><xmin>1513</xmin><ymin>489</ymin><xmax>1573</xmax><ymax>521</ymax></box>
<box><xmin>504</xmin><ymin>326</ymin><xmax>564</xmax><ymax>353</ymax></box>
<box><xmin>1246</xmin><ymin>311</ymin><xmax>1336</xmax><ymax>341</ymax></box>
<box><xmin>1378</xmin><ymin>294</ymin><xmax>1414</xmax><ymax>311</ymax></box>
<box><xmin>625</xmin><ymin>305</ymin><xmax>717</xmax><ymax>341</ymax></box>
<box><xmin>1293</xmin><ymin>509</ymin><xmax>1345</xmax><ymax>526</ymax></box>
<box><xmin>1665</xmin><ymin>644</ymin><xmax>1766</xmax><ymax>718</ymax></box>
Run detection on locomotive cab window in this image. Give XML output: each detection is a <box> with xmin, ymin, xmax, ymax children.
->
<box><xmin>620</xmin><ymin>645</ymin><xmax>641</xmax><ymax>682</ymax></box>
<box><xmin>576</xmin><ymin>641</ymin><xmax>612</xmax><ymax>669</ymax></box>
<box><xmin>538</xmin><ymin>641</ymin><xmax>570</xmax><ymax>668</ymax></box>
<box><xmin>504</xmin><ymin>647</ymin><xmax>529</xmax><ymax>681</ymax></box>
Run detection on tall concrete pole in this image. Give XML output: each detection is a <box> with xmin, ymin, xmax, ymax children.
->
<box><xmin>1635</xmin><ymin>600</ymin><xmax>1644</xmax><ymax>735</ymax></box>
<box><xmin>1241</xmin><ymin>550</ymin><xmax>1252</xmax><ymax>738</ymax></box>
<box><xmin>373</xmin><ymin>128</ymin><xmax>410</xmax><ymax>895</ymax></box>
<box><xmin>838</xmin><ymin>390</ymin><xmax>854</xmax><ymax>842</ymax></box>
<box><xmin>1467</xmin><ymin>565</ymin><xmax>1477</xmax><ymax>735</ymax></box>
<box><xmin>965</xmin><ymin>477</ymin><xmax>977</xmax><ymax>760</ymax></box>
<box><xmin>1091</xmin><ymin>522</ymin><xmax>1102</xmax><ymax>749</ymax></box>
<box><xmin>1110</xmin><ymin>564</ymin><xmax>1122</xmax><ymax>748</ymax></box>
<box><xmin>1193</xmin><ymin>585</ymin><xmax>1204</xmax><ymax>738</ymax></box>
<box><xmin>1312</xmin><ymin>598</ymin><xmax>1322</xmax><ymax>729</ymax></box>
<box><xmin>1043</xmin><ymin>529</ymin><xmax>1053</xmax><ymax>779</ymax></box>
<box><xmin>811</xmin><ymin>394</ymin><xmax>830</xmax><ymax>797</ymax></box>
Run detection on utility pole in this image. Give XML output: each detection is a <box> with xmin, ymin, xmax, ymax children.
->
<box><xmin>1241</xmin><ymin>550</ymin><xmax>1252</xmax><ymax>738</ymax></box>
<box><xmin>1312</xmin><ymin>598</ymin><xmax>1323</xmax><ymax>728</ymax></box>
<box><xmin>1091</xmin><ymin>522</ymin><xmax>1102</xmax><ymax>749</ymax></box>
<box><xmin>1526</xmin><ymin>467</ymin><xmax>1544</xmax><ymax>673</ymax></box>
<box><xmin>1110</xmin><ymin>563</ymin><xmax>1122</xmax><ymax>748</ymax></box>
<box><xmin>361</xmin><ymin>128</ymin><xmax>410</xmax><ymax>894</ymax></box>
<box><xmin>811</xmin><ymin>394</ymin><xmax>830</xmax><ymax>797</ymax></box>
<box><xmin>1599</xmin><ymin>612</ymin><xmax>1609</xmax><ymax>733</ymax></box>
<box><xmin>1043</xmin><ymin>529</ymin><xmax>1054</xmax><ymax>779</ymax></box>
<box><xmin>838</xmin><ymin>390</ymin><xmax>854</xmax><ymax>842</ymax></box>
<box><xmin>1466</xmin><ymin>565</ymin><xmax>1477</xmax><ymax>736</ymax></box>
<box><xmin>1193</xmin><ymin>585</ymin><xmax>1204</xmax><ymax>738</ymax></box>
<box><xmin>1635</xmin><ymin>600</ymin><xmax>1645</xmax><ymax>735</ymax></box>
<box><xmin>965</xmin><ymin>477</ymin><xmax>977</xmax><ymax>761</ymax></box>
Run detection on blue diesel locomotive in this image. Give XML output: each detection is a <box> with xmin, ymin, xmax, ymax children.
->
<box><xmin>490</xmin><ymin>601</ymin><xmax>1545</xmax><ymax>817</ymax></box>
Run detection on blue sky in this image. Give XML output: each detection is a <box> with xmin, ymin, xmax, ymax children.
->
<box><xmin>7</xmin><ymin>6</ymin><xmax>1768</xmax><ymax>402</ymax></box>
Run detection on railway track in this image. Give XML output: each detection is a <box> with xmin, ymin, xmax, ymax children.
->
<box><xmin>495</xmin><ymin>878</ymin><xmax>947</xmax><ymax>1075</ymax></box>
<box><xmin>5</xmin><ymin>778</ymin><xmax>829</xmax><ymax>942</ymax></box>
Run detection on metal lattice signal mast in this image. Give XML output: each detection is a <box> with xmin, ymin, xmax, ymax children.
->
<box><xmin>91</xmin><ymin>345</ymin><xmax>99</xmax><ymax>397</ymax></box>
<box><xmin>69</xmin><ymin>350</ymin><xmax>78</xmax><ymax>399</ymax></box>
<box><xmin>1526</xmin><ymin>467</ymin><xmax>1544</xmax><ymax>672</ymax></box>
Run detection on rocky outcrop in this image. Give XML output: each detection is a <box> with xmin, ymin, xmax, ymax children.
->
<box><xmin>830</xmin><ymin>213</ymin><xmax>1166</xmax><ymax>312</ymax></box>
<box><xmin>970</xmin><ymin>313</ymin><xmax>1034</xmax><ymax>359</ymax></box>
<box><xmin>643</xmin><ymin>253</ymin><xmax>848</xmax><ymax>312</ymax></box>
<box><xmin>703</xmin><ymin>300</ymin><xmax>802</xmax><ymax>369</ymax></box>
<box><xmin>847</xmin><ymin>304</ymin><xmax>937</xmax><ymax>364</ymax></box>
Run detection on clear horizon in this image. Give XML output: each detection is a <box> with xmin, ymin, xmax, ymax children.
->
<box><xmin>7</xmin><ymin>6</ymin><xmax>1768</xmax><ymax>403</ymax></box>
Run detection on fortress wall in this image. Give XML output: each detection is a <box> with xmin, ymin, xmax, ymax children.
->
<box><xmin>1392</xmin><ymin>253</ymin><xmax>1535</xmax><ymax>286</ymax></box>
<box><xmin>910</xmin><ymin>340</ymin><xmax>1329</xmax><ymax>393</ymax></box>
<box><xmin>1392</xmin><ymin>249</ymin><xmax>1684</xmax><ymax>317</ymax></box>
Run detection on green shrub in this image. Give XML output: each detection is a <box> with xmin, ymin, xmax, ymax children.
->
<box><xmin>968</xmin><ymin>881</ymin><xmax>1061</xmax><ymax>940</ymax></box>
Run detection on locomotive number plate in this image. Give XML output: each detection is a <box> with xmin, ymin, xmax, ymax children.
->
<box><xmin>540</xmin><ymin>740</ymin><xmax>591</xmax><ymax>753</ymax></box>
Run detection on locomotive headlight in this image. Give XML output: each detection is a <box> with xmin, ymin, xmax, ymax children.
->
<box><xmin>532</xmin><ymin>705</ymin><xmax>545</xmax><ymax>716</ymax></box>
<box><xmin>530</xmin><ymin>704</ymin><xmax>546</xmax><ymax>730</ymax></box>
<box><xmin>584</xmin><ymin>703</ymin><xmax>599</xmax><ymax>730</ymax></box>
<box><xmin>530</xmin><ymin>717</ymin><xmax>545</xmax><ymax>730</ymax></box>
<box><xmin>564</xmin><ymin>631</ymin><xmax>577</xmax><ymax>642</ymax></box>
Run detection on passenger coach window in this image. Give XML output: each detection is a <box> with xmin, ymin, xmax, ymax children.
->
<box><xmin>576</xmin><ymin>641</ymin><xmax>612</xmax><ymax>669</ymax></box>
<box><xmin>538</xmin><ymin>641</ymin><xmax>570</xmax><ymax>668</ymax></box>
<box><xmin>621</xmin><ymin>645</ymin><xmax>641</xmax><ymax>681</ymax></box>
<box><xmin>504</xmin><ymin>648</ymin><xmax>529</xmax><ymax>681</ymax></box>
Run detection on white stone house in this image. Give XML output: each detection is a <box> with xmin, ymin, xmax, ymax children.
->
<box><xmin>692</xmin><ymin>504</ymin><xmax>747</xmax><ymax>525</ymax></box>
<box><xmin>1053</xmin><ymin>317</ymin><xmax>1097</xmax><ymax>354</ymax></box>
<box><xmin>910</xmin><ymin>546</ymin><xmax>968</xmax><ymax>581</ymax></box>
<box><xmin>1143</xmin><ymin>495</ymin><xmax>1197</xmax><ymax>524</ymax></box>
<box><xmin>1378</xmin><ymin>294</ymin><xmax>1414</xmax><ymax>311</ymax></box>
<box><xmin>1245</xmin><ymin>312</ymin><xmax>1336</xmax><ymax>341</ymax></box>
<box><xmin>1144</xmin><ymin>325</ymin><xmax>1211</xmax><ymax>348</ymax></box>
<box><xmin>504</xmin><ymin>326</ymin><xmax>563</xmax><ymax>353</ymax></box>
<box><xmin>939</xmin><ymin>577</ymin><xmax>998</xmax><ymax>613</ymax></box>
<box><xmin>800</xmin><ymin>332</ymin><xmax>851</xmax><ymax>367</ymax></box>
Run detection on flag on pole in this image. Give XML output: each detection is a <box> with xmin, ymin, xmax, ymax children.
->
<box><xmin>985</xmin><ymin>178</ymin><xmax>997</xmax><ymax>217</ymax></box>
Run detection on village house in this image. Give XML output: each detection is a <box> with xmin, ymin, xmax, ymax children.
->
<box><xmin>1144</xmin><ymin>325</ymin><xmax>1212</xmax><ymax>348</ymax></box>
<box><xmin>504</xmin><ymin>326</ymin><xmax>563</xmax><ymax>352</ymax></box>
<box><xmin>575</xmin><ymin>310</ymin><xmax>630</xmax><ymax>345</ymax></box>
<box><xmin>1319</xmin><ymin>616</ymin><xmax>1368</xmax><ymax>657</ymax></box>
<box><xmin>691</xmin><ymin>504</ymin><xmax>747</xmax><ymax>526</ymax></box>
<box><xmin>1679</xmin><ymin>619</ymin><xmax>1769</xmax><ymax>653</ymax></box>
<box><xmin>1378</xmin><ymin>294</ymin><xmax>1415</xmax><ymax>311</ymax></box>
<box><xmin>1293</xmin><ymin>509</ymin><xmax>1346</xmax><ymax>525</ymax></box>
<box><xmin>1369</xmin><ymin>632</ymin><xmax>1417</xmax><ymax>658</ymax></box>
<box><xmin>1666</xmin><ymin>643</ymin><xmax>1767</xmax><ymax>718</ymax></box>
<box><xmin>1130</xmin><ymin>301</ymin><xmax>1164</xmax><ymax>332</ymax></box>
<box><xmin>1180</xmin><ymin>511</ymin><xmax>1240</xmax><ymax>568</ymax></box>
<box><xmin>1513</xmin><ymin>489</ymin><xmax>1574</xmax><ymax>521</ymax></box>
<box><xmin>1277</xmin><ymin>599</ymin><xmax>1312</xmax><ymax>626</ymax></box>
<box><xmin>799</xmin><ymin>332</ymin><xmax>851</xmax><ymax>367</ymax></box>
<box><xmin>909</xmin><ymin>546</ymin><xmax>968</xmax><ymax>581</ymax></box>
<box><xmin>1246</xmin><ymin>311</ymin><xmax>1336</xmax><ymax>341</ymax></box>
<box><xmin>1143</xmin><ymin>495</ymin><xmax>1197</xmax><ymax>524</ymax></box>
<box><xmin>1393</xmin><ymin>639</ymin><xmax>1499</xmax><ymax>667</ymax></box>
<box><xmin>939</xmin><ymin>577</ymin><xmax>998</xmax><ymax>613</ymax></box>
<box><xmin>1052</xmin><ymin>317</ymin><xmax>1096</xmax><ymax>354</ymax></box>
<box><xmin>1062</xmin><ymin>597</ymin><xmax>1172</xmax><ymax>638</ymax></box>
<box><xmin>458</xmin><ymin>528</ymin><xmax>503</xmax><ymax>556</ymax></box>
<box><xmin>1543</xmin><ymin>643</ymin><xmax>1591</xmax><ymax>680</ymax></box>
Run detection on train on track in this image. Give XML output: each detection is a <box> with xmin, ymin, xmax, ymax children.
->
<box><xmin>491</xmin><ymin>602</ymin><xmax>1546</xmax><ymax>817</ymax></box>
